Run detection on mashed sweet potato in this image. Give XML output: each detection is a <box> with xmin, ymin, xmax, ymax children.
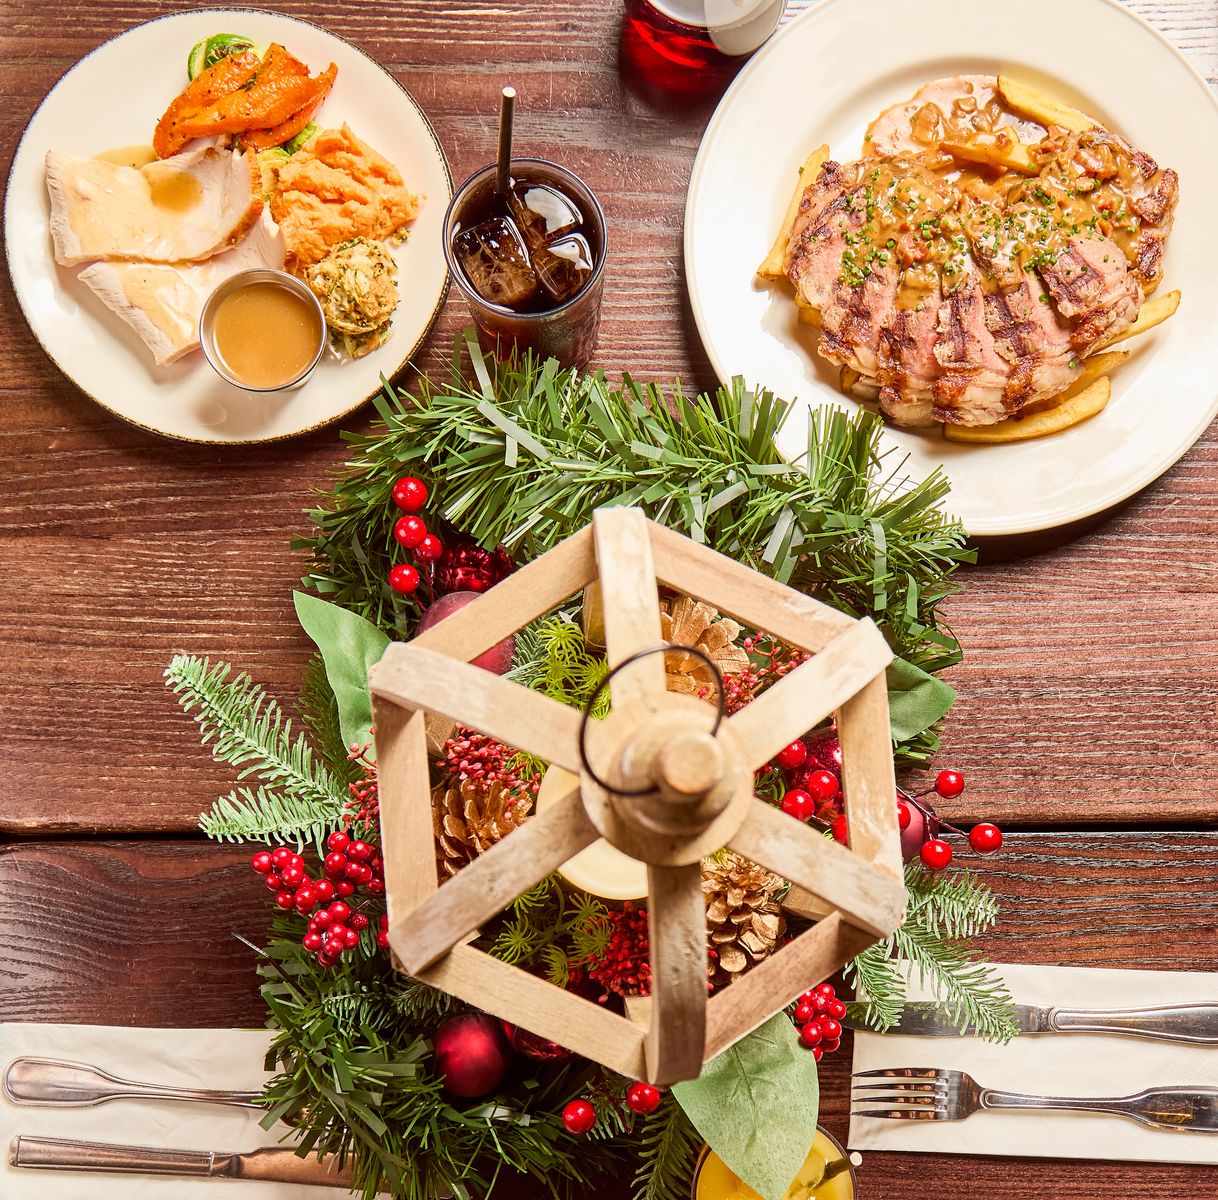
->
<box><xmin>271</xmin><ymin>124</ymin><xmax>422</xmax><ymax>271</ymax></box>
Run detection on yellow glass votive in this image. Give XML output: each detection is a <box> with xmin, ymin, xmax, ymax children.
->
<box><xmin>692</xmin><ymin>1128</ymin><xmax>856</xmax><ymax>1200</ymax></box>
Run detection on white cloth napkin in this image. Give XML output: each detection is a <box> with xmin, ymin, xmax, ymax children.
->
<box><xmin>0</xmin><ymin>1023</ymin><xmax>343</xmax><ymax>1199</ymax></box>
<box><xmin>848</xmin><ymin>961</ymin><xmax>1218</xmax><ymax>1164</ymax></box>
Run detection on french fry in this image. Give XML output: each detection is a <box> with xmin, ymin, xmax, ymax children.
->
<box><xmin>1093</xmin><ymin>289</ymin><xmax>1181</xmax><ymax>350</ymax></box>
<box><xmin>944</xmin><ymin>377</ymin><xmax>1110</xmax><ymax>443</ymax></box>
<box><xmin>997</xmin><ymin>74</ymin><xmax>1095</xmax><ymax>133</ymax></box>
<box><xmin>941</xmin><ymin>134</ymin><xmax>1038</xmax><ymax>176</ymax></box>
<box><xmin>1018</xmin><ymin>350</ymin><xmax>1130</xmax><ymax>414</ymax></box>
<box><xmin>838</xmin><ymin>365</ymin><xmax>880</xmax><ymax>401</ymax></box>
<box><xmin>757</xmin><ymin>144</ymin><xmax>829</xmax><ymax>280</ymax></box>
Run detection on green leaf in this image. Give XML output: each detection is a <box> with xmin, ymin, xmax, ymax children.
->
<box><xmin>886</xmin><ymin>657</ymin><xmax>956</xmax><ymax>743</ymax></box>
<box><xmin>293</xmin><ymin>592</ymin><xmax>390</xmax><ymax>752</ymax></box>
<box><xmin>672</xmin><ymin>1014</ymin><xmax>818</xmax><ymax>1200</ymax></box>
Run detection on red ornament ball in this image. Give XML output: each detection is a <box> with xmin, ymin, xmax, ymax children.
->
<box><xmin>969</xmin><ymin>822</ymin><xmax>1003</xmax><ymax>853</ymax></box>
<box><xmin>805</xmin><ymin>769</ymin><xmax>839</xmax><ymax>803</ymax></box>
<box><xmin>781</xmin><ymin>789</ymin><xmax>816</xmax><ymax>821</ymax></box>
<box><xmin>920</xmin><ymin>837</ymin><xmax>953</xmax><ymax>871</ymax></box>
<box><xmin>416</xmin><ymin>591</ymin><xmax>515</xmax><ymax>675</ymax></box>
<box><xmin>392</xmin><ymin>476</ymin><xmax>429</xmax><ymax>512</ymax></box>
<box><xmin>935</xmin><ymin>769</ymin><xmax>965</xmax><ymax>798</ymax></box>
<box><xmin>830</xmin><ymin>814</ymin><xmax>849</xmax><ymax>845</ymax></box>
<box><xmin>433</xmin><ymin>1014</ymin><xmax>512</xmax><ymax>1098</ymax></box>
<box><xmin>626</xmin><ymin>1082</ymin><xmax>662</xmax><ymax>1115</ymax></box>
<box><xmin>393</xmin><ymin>515</ymin><xmax>428</xmax><ymax>550</ymax></box>
<box><xmin>900</xmin><ymin>797</ymin><xmax>940</xmax><ymax>863</ymax></box>
<box><xmin>501</xmin><ymin>1023</ymin><xmax>572</xmax><ymax>1062</ymax></box>
<box><xmin>388</xmin><ymin>563</ymin><xmax>420</xmax><ymax>595</ymax></box>
<box><xmin>562</xmin><ymin>1098</ymin><xmax>597</xmax><ymax>1135</ymax></box>
<box><xmin>415</xmin><ymin>533</ymin><xmax>444</xmax><ymax>562</ymax></box>
<box><xmin>775</xmin><ymin>740</ymin><xmax>808</xmax><ymax>770</ymax></box>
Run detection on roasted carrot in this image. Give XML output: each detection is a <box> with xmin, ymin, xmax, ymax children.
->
<box><xmin>239</xmin><ymin>65</ymin><xmax>337</xmax><ymax>150</ymax></box>
<box><xmin>153</xmin><ymin>51</ymin><xmax>259</xmax><ymax>158</ymax></box>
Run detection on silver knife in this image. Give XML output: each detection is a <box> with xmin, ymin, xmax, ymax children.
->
<box><xmin>845</xmin><ymin>1001</ymin><xmax>1218</xmax><ymax>1043</ymax></box>
<box><xmin>9</xmin><ymin>1137</ymin><xmax>354</xmax><ymax>1188</ymax></box>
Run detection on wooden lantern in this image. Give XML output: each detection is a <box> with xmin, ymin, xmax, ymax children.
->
<box><xmin>369</xmin><ymin>508</ymin><xmax>906</xmax><ymax>1085</ymax></box>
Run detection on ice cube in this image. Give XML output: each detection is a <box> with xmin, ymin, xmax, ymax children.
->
<box><xmin>533</xmin><ymin>233</ymin><xmax>595</xmax><ymax>303</ymax></box>
<box><xmin>452</xmin><ymin>217</ymin><xmax>538</xmax><ymax>307</ymax></box>
<box><xmin>508</xmin><ymin>183</ymin><xmax>582</xmax><ymax>250</ymax></box>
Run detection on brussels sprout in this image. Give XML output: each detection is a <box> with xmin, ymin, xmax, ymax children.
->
<box><xmin>186</xmin><ymin>34</ymin><xmax>259</xmax><ymax>80</ymax></box>
<box><xmin>282</xmin><ymin>123</ymin><xmax>320</xmax><ymax>155</ymax></box>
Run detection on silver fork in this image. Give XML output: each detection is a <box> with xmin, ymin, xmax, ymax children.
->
<box><xmin>852</xmin><ymin>1067</ymin><xmax>1218</xmax><ymax>1132</ymax></box>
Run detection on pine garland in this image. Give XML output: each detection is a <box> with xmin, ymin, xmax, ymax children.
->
<box><xmin>252</xmin><ymin>921</ymin><xmax>620</xmax><ymax>1200</ymax></box>
<box><xmin>165</xmin><ymin>655</ymin><xmax>346</xmax><ymax>849</ymax></box>
<box><xmin>845</xmin><ymin>865</ymin><xmax>1018</xmax><ymax>1042</ymax></box>
<box><xmin>298</xmin><ymin>339</ymin><xmax>971</xmax><ymax>671</ymax></box>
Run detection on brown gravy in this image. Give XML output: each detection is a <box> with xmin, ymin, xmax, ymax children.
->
<box><xmin>213</xmin><ymin>283</ymin><xmax>322</xmax><ymax>389</ymax></box>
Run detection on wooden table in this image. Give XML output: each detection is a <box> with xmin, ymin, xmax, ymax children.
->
<box><xmin>2</xmin><ymin>1</ymin><xmax>1216</xmax><ymax>1196</ymax></box>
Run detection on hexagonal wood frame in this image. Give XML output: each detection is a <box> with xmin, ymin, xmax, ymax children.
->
<box><xmin>370</xmin><ymin>508</ymin><xmax>906</xmax><ymax>1085</ymax></box>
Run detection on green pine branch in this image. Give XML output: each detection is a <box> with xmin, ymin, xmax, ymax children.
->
<box><xmin>164</xmin><ymin>654</ymin><xmax>346</xmax><ymax>849</ymax></box>
<box><xmin>299</xmin><ymin>652</ymin><xmax>359</xmax><ymax>787</ymax></box>
<box><xmin>844</xmin><ymin>865</ymin><xmax>1018</xmax><ymax>1043</ymax></box>
<box><xmin>297</xmin><ymin>339</ymin><xmax>971</xmax><ymax>671</ymax></box>
<box><xmin>632</xmin><ymin>1095</ymin><xmax>701</xmax><ymax>1200</ymax></box>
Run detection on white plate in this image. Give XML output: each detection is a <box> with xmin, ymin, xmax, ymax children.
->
<box><xmin>4</xmin><ymin>9</ymin><xmax>451</xmax><ymax>444</ymax></box>
<box><xmin>685</xmin><ymin>0</ymin><xmax>1218</xmax><ymax>535</ymax></box>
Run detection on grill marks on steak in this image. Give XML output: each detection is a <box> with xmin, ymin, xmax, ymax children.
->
<box><xmin>783</xmin><ymin>137</ymin><xmax>1176</xmax><ymax>427</ymax></box>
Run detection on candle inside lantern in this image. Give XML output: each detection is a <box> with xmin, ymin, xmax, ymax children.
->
<box><xmin>535</xmin><ymin>764</ymin><xmax>648</xmax><ymax>899</ymax></box>
<box><xmin>693</xmin><ymin>1130</ymin><xmax>855</xmax><ymax>1200</ymax></box>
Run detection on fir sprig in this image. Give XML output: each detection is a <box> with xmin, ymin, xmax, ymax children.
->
<box><xmin>164</xmin><ymin>655</ymin><xmax>345</xmax><ymax>849</ymax></box>
<box><xmin>845</xmin><ymin>865</ymin><xmax>1018</xmax><ymax>1042</ymax></box>
<box><xmin>487</xmin><ymin>875</ymin><xmax>611</xmax><ymax>986</ymax></box>
<box><xmin>632</xmin><ymin>1095</ymin><xmax>701</xmax><ymax>1200</ymax></box>
<box><xmin>298</xmin><ymin>340</ymin><xmax>971</xmax><ymax>669</ymax></box>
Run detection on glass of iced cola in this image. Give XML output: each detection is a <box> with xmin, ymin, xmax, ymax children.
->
<box><xmin>443</xmin><ymin>158</ymin><xmax>607</xmax><ymax>368</ymax></box>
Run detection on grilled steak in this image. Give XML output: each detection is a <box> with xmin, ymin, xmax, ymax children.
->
<box><xmin>783</xmin><ymin>86</ymin><xmax>1178</xmax><ymax>428</ymax></box>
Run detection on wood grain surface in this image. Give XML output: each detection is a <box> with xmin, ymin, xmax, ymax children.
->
<box><xmin>0</xmin><ymin>0</ymin><xmax>1215</xmax><ymax>833</ymax></box>
<box><xmin>2</xmin><ymin>2</ymin><xmax>1217</xmax><ymax>1197</ymax></box>
<box><xmin>2</xmin><ymin>832</ymin><xmax>1215</xmax><ymax>1196</ymax></box>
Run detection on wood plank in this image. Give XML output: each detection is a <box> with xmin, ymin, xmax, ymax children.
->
<box><xmin>1</xmin><ymin>831</ymin><xmax>1215</xmax><ymax>1197</ymax></box>
<box><xmin>593</xmin><ymin>509</ymin><xmax>665</xmax><ymax>709</ymax></box>
<box><xmin>644</xmin><ymin>861</ymin><xmax>708</xmax><ymax>1083</ymax></box>
<box><xmin>729</xmin><ymin>799</ymin><xmax>908</xmax><ymax>938</ymax></box>
<box><xmin>1</xmin><ymin>0</ymin><xmax>1216</xmax><ymax>835</ymax></box>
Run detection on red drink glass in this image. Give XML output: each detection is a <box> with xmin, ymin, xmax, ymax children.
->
<box><xmin>623</xmin><ymin>0</ymin><xmax>787</xmax><ymax>84</ymax></box>
<box><xmin>444</xmin><ymin>158</ymin><xmax>607</xmax><ymax>369</ymax></box>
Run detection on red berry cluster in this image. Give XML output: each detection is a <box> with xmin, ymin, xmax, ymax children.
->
<box><xmin>771</xmin><ymin>732</ymin><xmax>846</xmax><ymax>825</ymax></box>
<box><xmin>561</xmin><ymin>1080</ymin><xmax>662</xmax><ymax>1136</ymax></box>
<box><xmin>250</xmin><ymin>831</ymin><xmax>385</xmax><ymax>967</ymax></box>
<box><xmin>388</xmin><ymin>476</ymin><xmax>443</xmax><ymax>596</ymax></box>
<box><xmin>585</xmin><ymin>902</ymin><xmax>651</xmax><ymax>1000</ymax></box>
<box><xmin>792</xmin><ymin>981</ymin><xmax>847</xmax><ymax>1062</ymax></box>
<box><xmin>896</xmin><ymin>770</ymin><xmax>1003</xmax><ymax>872</ymax></box>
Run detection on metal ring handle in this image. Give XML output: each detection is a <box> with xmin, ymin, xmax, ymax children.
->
<box><xmin>578</xmin><ymin>643</ymin><xmax>726</xmax><ymax>796</ymax></box>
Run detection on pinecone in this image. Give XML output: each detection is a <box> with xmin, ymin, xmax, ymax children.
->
<box><xmin>702</xmin><ymin>852</ymin><xmax>786</xmax><ymax>983</ymax></box>
<box><xmin>433</xmin><ymin>779</ymin><xmax>531</xmax><ymax>879</ymax></box>
<box><xmin>661</xmin><ymin>594</ymin><xmax>750</xmax><ymax>701</ymax></box>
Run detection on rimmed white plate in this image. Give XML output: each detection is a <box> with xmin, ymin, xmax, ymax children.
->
<box><xmin>5</xmin><ymin>8</ymin><xmax>451</xmax><ymax>444</ymax></box>
<box><xmin>685</xmin><ymin>0</ymin><xmax>1218</xmax><ymax>535</ymax></box>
